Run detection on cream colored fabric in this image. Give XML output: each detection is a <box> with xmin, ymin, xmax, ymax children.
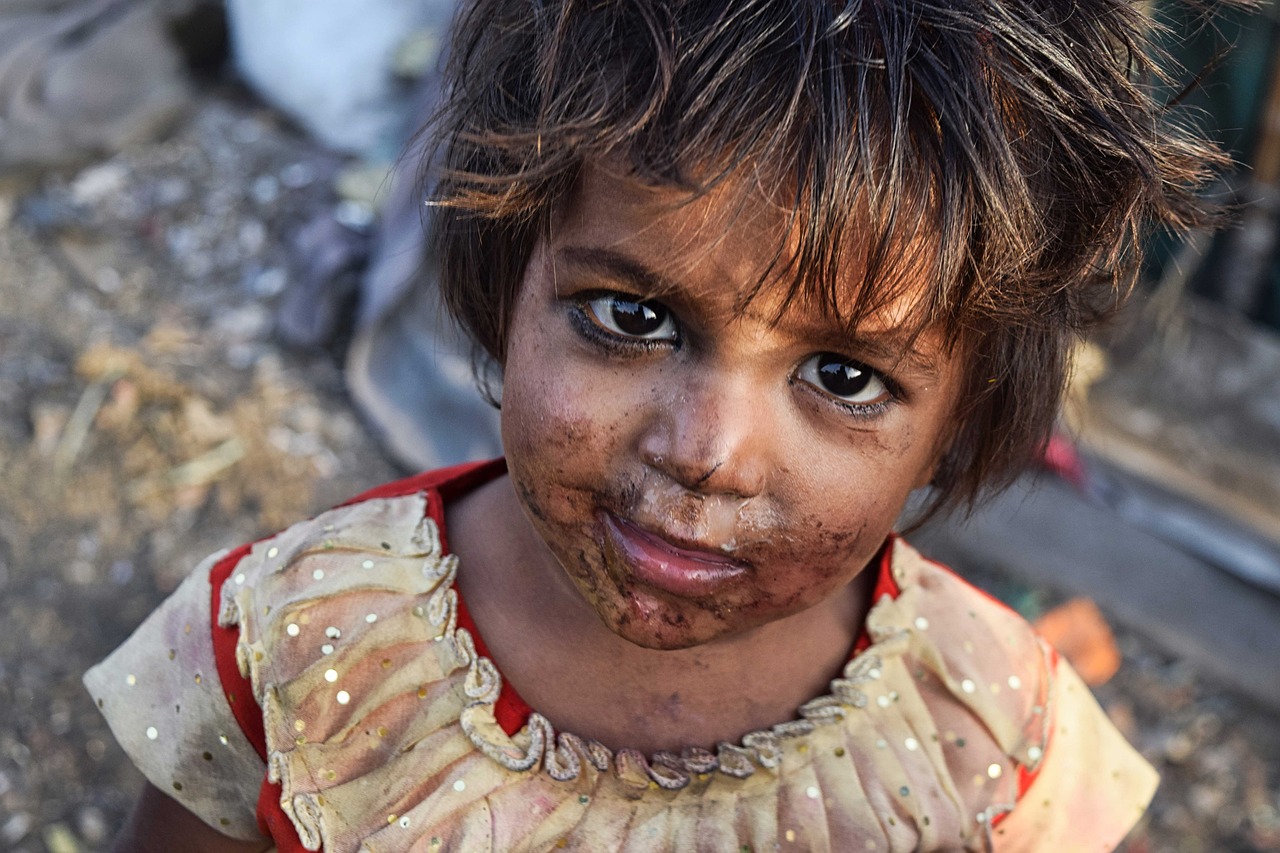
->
<box><xmin>989</xmin><ymin>658</ymin><xmax>1159</xmax><ymax>852</ymax></box>
<box><xmin>83</xmin><ymin>550</ymin><xmax>267</xmax><ymax>842</ymax></box>
<box><xmin>196</xmin><ymin>490</ymin><xmax>1157</xmax><ymax>852</ymax></box>
<box><xmin>87</xmin><ymin>487</ymin><xmax>1156</xmax><ymax>850</ymax></box>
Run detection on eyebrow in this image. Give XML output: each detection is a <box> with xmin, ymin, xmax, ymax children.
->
<box><xmin>836</xmin><ymin>331</ymin><xmax>943</xmax><ymax>380</ymax></box>
<box><xmin>556</xmin><ymin>246</ymin><xmax>681</xmax><ymax>298</ymax></box>
<box><xmin>556</xmin><ymin>246</ymin><xmax>943</xmax><ymax>380</ymax></box>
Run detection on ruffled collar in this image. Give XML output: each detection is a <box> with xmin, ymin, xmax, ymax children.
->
<box><xmin>450</xmin><ymin>530</ymin><xmax>902</xmax><ymax>759</ymax></box>
<box><xmin>220</xmin><ymin>489</ymin><xmax>1043</xmax><ymax>852</ymax></box>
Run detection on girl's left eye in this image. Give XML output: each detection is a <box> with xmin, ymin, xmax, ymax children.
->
<box><xmin>582</xmin><ymin>294</ymin><xmax>677</xmax><ymax>341</ymax></box>
<box><xmin>795</xmin><ymin>353</ymin><xmax>893</xmax><ymax>406</ymax></box>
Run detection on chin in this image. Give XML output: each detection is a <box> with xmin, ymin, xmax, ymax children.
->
<box><xmin>595</xmin><ymin>593</ymin><xmax>750</xmax><ymax>652</ymax></box>
<box><xmin>612</xmin><ymin>624</ymin><xmax>706</xmax><ymax>652</ymax></box>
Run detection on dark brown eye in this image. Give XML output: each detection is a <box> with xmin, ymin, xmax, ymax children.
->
<box><xmin>797</xmin><ymin>353</ymin><xmax>890</xmax><ymax>405</ymax></box>
<box><xmin>585</xmin><ymin>295</ymin><xmax>676</xmax><ymax>340</ymax></box>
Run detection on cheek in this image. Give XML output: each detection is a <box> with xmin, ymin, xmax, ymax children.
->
<box><xmin>748</xmin><ymin>456</ymin><xmax>911</xmax><ymax>608</ymax></box>
<box><xmin>500</xmin><ymin>354</ymin><xmax>641</xmax><ymax>554</ymax></box>
<box><xmin>772</xmin><ymin>511</ymin><xmax>874</xmax><ymax>592</ymax></box>
<box><xmin>501</xmin><ymin>319</ymin><xmax>594</xmax><ymax>450</ymax></box>
<box><xmin>501</xmin><ymin>381</ymin><xmax>596</xmax><ymax>533</ymax></box>
<box><xmin>501</xmin><ymin>366</ymin><xmax>619</xmax><ymax>473</ymax></box>
<box><xmin>501</xmin><ymin>315</ymin><xmax>651</xmax><ymax>472</ymax></box>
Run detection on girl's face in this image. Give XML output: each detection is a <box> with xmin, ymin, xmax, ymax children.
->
<box><xmin>500</xmin><ymin>163</ymin><xmax>963</xmax><ymax>651</ymax></box>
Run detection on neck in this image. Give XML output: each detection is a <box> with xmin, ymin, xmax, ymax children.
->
<box><xmin>448</xmin><ymin>475</ymin><xmax>874</xmax><ymax>754</ymax></box>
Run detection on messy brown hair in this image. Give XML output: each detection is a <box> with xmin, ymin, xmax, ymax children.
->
<box><xmin>428</xmin><ymin>0</ymin><xmax>1224</xmax><ymax>515</ymax></box>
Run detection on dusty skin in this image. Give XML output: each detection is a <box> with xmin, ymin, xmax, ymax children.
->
<box><xmin>450</xmin><ymin>161</ymin><xmax>963</xmax><ymax>754</ymax></box>
<box><xmin>0</xmin><ymin>98</ymin><xmax>1275</xmax><ymax>852</ymax></box>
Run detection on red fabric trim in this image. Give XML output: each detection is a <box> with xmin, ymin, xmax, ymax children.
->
<box><xmin>871</xmin><ymin>535</ymin><xmax>902</xmax><ymax>601</ymax></box>
<box><xmin>455</xmin><ymin>592</ymin><xmax>536</xmax><ymax>737</ymax></box>
<box><xmin>208</xmin><ymin>543</ymin><xmax>267</xmax><ymax>760</ymax></box>
<box><xmin>208</xmin><ymin>544</ymin><xmax>307</xmax><ymax>849</ymax></box>
<box><xmin>414</xmin><ymin>458</ymin><xmax>533</xmax><ymax>736</ymax></box>
<box><xmin>339</xmin><ymin>458</ymin><xmax>508</xmax><ymax>509</ymax></box>
<box><xmin>256</xmin><ymin>779</ymin><xmax>309</xmax><ymax>853</ymax></box>
<box><xmin>851</xmin><ymin>536</ymin><xmax>899</xmax><ymax>655</ymax></box>
<box><xmin>1017</xmin><ymin>644</ymin><xmax>1059</xmax><ymax>801</ymax></box>
<box><xmin>988</xmin><ymin>763</ymin><xmax>1041</xmax><ymax>830</ymax></box>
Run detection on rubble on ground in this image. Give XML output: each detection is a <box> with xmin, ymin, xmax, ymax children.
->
<box><xmin>0</xmin><ymin>93</ymin><xmax>1274</xmax><ymax>853</ymax></box>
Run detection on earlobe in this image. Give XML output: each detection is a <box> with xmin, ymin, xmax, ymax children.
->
<box><xmin>912</xmin><ymin>460</ymin><xmax>939</xmax><ymax>491</ymax></box>
<box><xmin>914</xmin><ymin>441</ymin><xmax>955</xmax><ymax>491</ymax></box>
<box><xmin>917</xmin><ymin>402</ymin><xmax>965</xmax><ymax>491</ymax></box>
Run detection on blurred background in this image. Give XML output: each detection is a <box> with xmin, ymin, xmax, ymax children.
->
<box><xmin>0</xmin><ymin>1</ymin><xmax>1276</xmax><ymax>851</ymax></box>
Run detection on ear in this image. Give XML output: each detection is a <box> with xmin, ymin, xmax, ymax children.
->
<box><xmin>913</xmin><ymin>433</ymin><xmax>958</xmax><ymax>490</ymax></box>
<box><xmin>912</xmin><ymin>467</ymin><xmax>934</xmax><ymax>491</ymax></box>
<box><xmin>912</xmin><ymin>459</ymin><xmax>940</xmax><ymax>491</ymax></box>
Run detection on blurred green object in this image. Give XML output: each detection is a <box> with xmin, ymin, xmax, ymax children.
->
<box><xmin>1152</xmin><ymin>1</ymin><xmax>1272</xmax><ymax>157</ymax></box>
<box><xmin>1148</xmin><ymin>0</ymin><xmax>1280</xmax><ymax>329</ymax></box>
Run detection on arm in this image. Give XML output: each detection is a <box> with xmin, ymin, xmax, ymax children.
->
<box><xmin>111</xmin><ymin>783</ymin><xmax>273</xmax><ymax>853</ymax></box>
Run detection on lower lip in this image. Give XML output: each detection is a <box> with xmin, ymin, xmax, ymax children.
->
<box><xmin>602</xmin><ymin>514</ymin><xmax>749</xmax><ymax>598</ymax></box>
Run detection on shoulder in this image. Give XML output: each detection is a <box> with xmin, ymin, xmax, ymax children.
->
<box><xmin>215</xmin><ymin>457</ymin><xmax>509</xmax><ymax>672</ymax></box>
<box><xmin>884</xmin><ymin>538</ymin><xmax>1158</xmax><ymax>850</ymax></box>
<box><xmin>880</xmin><ymin>536</ymin><xmax>1054</xmax><ymax>743</ymax></box>
<box><xmin>86</xmin><ymin>462</ymin><xmax>503</xmax><ymax>843</ymax></box>
<box><xmin>84</xmin><ymin>547</ymin><xmax>268</xmax><ymax>841</ymax></box>
<box><xmin>213</xmin><ymin>474</ymin><xmax>492</xmax><ymax>849</ymax></box>
<box><xmin>215</xmin><ymin>484</ymin><xmax>458</xmax><ymax>704</ymax></box>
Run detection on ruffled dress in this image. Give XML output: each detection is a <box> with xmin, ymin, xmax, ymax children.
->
<box><xmin>85</xmin><ymin>460</ymin><xmax>1157</xmax><ymax>852</ymax></box>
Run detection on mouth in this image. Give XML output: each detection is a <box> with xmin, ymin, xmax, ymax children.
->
<box><xmin>601</xmin><ymin>512</ymin><xmax>751</xmax><ymax>599</ymax></box>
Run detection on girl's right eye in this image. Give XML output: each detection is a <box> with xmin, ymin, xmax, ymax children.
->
<box><xmin>581</xmin><ymin>294</ymin><xmax>678</xmax><ymax>342</ymax></box>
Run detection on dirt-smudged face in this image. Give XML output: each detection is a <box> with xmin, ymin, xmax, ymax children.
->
<box><xmin>500</xmin><ymin>162</ymin><xmax>962</xmax><ymax>651</ymax></box>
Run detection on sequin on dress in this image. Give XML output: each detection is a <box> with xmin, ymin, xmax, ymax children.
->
<box><xmin>86</xmin><ymin>467</ymin><xmax>1158</xmax><ymax>852</ymax></box>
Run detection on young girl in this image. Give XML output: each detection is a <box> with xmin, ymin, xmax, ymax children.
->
<box><xmin>87</xmin><ymin>1</ymin><xmax>1222</xmax><ymax>850</ymax></box>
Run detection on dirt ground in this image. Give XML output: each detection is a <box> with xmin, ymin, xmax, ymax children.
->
<box><xmin>0</xmin><ymin>90</ymin><xmax>1277</xmax><ymax>853</ymax></box>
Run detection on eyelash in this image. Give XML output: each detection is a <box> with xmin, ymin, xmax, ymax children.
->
<box><xmin>567</xmin><ymin>291</ymin><xmax>903</xmax><ymax>419</ymax></box>
<box><xmin>568</xmin><ymin>291</ymin><xmax>680</xmax><ymax>354</ymax></box>
<box><xmin>800</xmin><ymin>381</ymin><xmax>899</xmax><ymax>420</ymax></box>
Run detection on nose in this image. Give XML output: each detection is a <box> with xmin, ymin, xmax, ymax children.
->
<box><xmin>638</xmin><ymin>374</ymin><xmax>770</xmax><ymax>499</ymax></box>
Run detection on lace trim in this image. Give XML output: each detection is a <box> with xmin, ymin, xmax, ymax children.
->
<box><xmin>415</xmin><ymin>538</ymin><xmax>914</xmax><ymax>788</ymax></box>
<box><xmin>216</xmin><ymin>492</ymin><xmax>1042</xmax><ymax>815</ymax></box>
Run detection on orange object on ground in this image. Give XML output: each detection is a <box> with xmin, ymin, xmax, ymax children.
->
<box><xmin>1034</xmin><ymin>597</ymin><xmax>1122</xmax><ymax>686</ymax></box>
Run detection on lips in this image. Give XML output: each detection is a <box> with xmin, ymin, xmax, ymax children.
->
<box><xmin>601</xmin><ymin>512</ymin><xmax>750</xmax><ymax>598</ymax></box>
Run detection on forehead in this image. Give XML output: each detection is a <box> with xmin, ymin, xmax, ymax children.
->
<box><xmin>552</xmin><ymin>161</ymin><xmax>945</xmax><ymax>338</ymax></box>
